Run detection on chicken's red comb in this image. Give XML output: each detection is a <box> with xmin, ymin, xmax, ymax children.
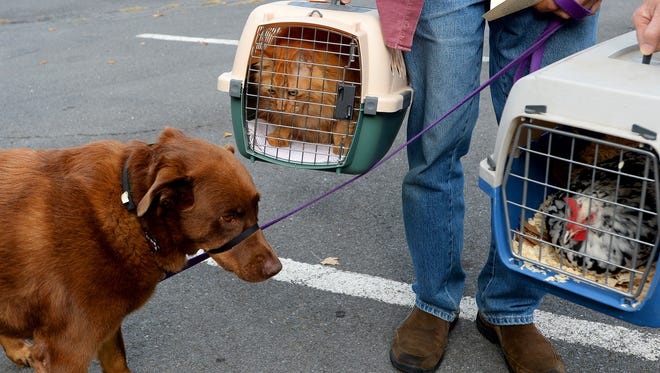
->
<box><xmin>563</xmin><ymin>197</ymin><xmax>587</xmax><ymax>241</ymax></box>
<box><xmin>563</xmin><ymin>197</ymin><xmax>582</xmax><ymax>222</ymax></box>
<box><xmin>564</xmin><ymin>197</ymin><xmax>579</xmax><ymax>213</ymax></box>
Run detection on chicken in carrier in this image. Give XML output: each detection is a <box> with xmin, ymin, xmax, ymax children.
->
<box><xmin>479</xmin><ymin>32</ymin><xmax>660</xmax><ymax>327</ymax></box>
<box><xmin>533</xmin><ymin>131</ymin><xmax>656</xmax><ymax>275</ymax></box>
<box><xmin>505</xmin><ymin>122</ymin><xmax>658</xmax><ymax>294</ymax></box>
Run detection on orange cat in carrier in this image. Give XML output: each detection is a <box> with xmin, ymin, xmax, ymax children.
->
<box><xmin>249</xmin><ymin>26</ymin><xmax>361</xmax><ymax>156</ymax></box>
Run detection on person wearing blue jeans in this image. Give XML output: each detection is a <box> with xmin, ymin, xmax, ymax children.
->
<box><xmin>375</xmin><ymin>0</ymin><xmax>601</xmax><ymax>372</ymax></box>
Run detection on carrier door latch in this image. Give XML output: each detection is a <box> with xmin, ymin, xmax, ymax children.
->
<box><xmin>334</xmin><ymin>84</ymin><xmax>356</xmax><ymax>120</ymax></box>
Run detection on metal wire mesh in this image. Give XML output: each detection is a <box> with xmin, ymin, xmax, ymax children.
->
<box><xmin>243</xmin><ymin>24</ymin><xmax>361</xmax><ymax>167</ymax></box>
<box><xmin>502</xmin><ymin>118</ymin><xmax>659</xmax><ymax>301</ymax></box>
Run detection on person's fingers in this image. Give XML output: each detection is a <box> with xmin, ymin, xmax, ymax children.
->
<box><xmin>641</xmin><ymin>17</ymin><xmax>660</xmax><ymax>54</ymax></box>
<box><xmin>534</xmin><ymin>0</ymin><xmax>570</xmax><ymax>19</ymax></box>
<box><xmin>534</xmin><ymin>0</ymin><xmax>600</xmax><ymax>20</ymax></box>
<box><xmin>633</xmin><ymin>1</ymin><xmax>660</xmax><ymax>55</ymax></box>
<box><xmin>585</xmin><ymin>0</ymin><xmax>602</xmax><ymax>14</ymax></box>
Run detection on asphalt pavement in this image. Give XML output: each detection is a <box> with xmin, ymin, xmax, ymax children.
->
<box><xmin>1</xmin><ymin>1</ymin><xmax>658</xmax><ymax>372</ymax></box>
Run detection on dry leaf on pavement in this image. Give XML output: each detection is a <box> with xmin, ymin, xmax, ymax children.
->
<box><xmin>320</xmin><ymin>257</ymin><xmax>339</xmax><ymax>266</ymax></box>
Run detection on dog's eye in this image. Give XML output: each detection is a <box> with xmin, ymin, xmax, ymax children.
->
<box><xmin>221</xmin><ymin>209</ymin><xmax>245</xmax><ymax>223</ymax></box>
<box><xmin>221</xmin><ymin>215</ymin><xmax>236</xmax><ymax>223</ymax></box>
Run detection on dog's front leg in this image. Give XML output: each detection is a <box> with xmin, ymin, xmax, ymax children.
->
<box><xmin>97</xmin><ymin>326</ymin><xmax>132</xmax><ymax>373</ymax></box>
<box><xmin>0</xmin><ymin>335</ymin><xmax>33</xmax><ymax>367</ymax></box>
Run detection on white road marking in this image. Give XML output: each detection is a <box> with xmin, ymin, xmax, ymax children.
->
<box><xmin>134</xmin><ymin>33</ymin><xmax>489</xmax><ymax>62</ymax></box>
<box><xmin>146</xmin><ymin>31</ymin><xmax>658</xmax><ymax>362</ymax></box>
<box><xmin>136</xmin><ymin>33</ymin><xmax>238</xmax><ymax>46</ymax></box>
<box><xmin>202</xmin><ymin>257</ymin><xmax>660</xmax><ymax>361</ymax></box>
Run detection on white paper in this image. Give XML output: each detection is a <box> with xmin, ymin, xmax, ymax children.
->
<box><xmin>484</xmin><ymin>0</ymin><xmax>540</xmax><ymax>21</ymax></box>
<box><xmin>246</xmin><ymin>120</ymin><xmax>342</xmax><ymax>165</ymax></box>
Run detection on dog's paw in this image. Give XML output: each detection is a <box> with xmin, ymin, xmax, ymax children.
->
<box><xmin>266</xmin><ymin>137</ymin><xmax>290</xmax><ymax>147</ymax></box>
<box><xmin>2</xmin><ymin>338</ymin><xmax>33</xmax><ymax>367</ymax></box>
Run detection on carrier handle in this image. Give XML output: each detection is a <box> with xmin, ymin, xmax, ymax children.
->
<box><xmin>642</xmin><ymin>54</ymin><xmax>652</xmax><ymax>64</ymax></box>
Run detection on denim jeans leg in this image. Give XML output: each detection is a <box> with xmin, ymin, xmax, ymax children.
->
<box><xmin>402</xmin><ymin>0</ymin><xmax>486</xmax><ymax>322</ymax></box>
<box><xmin>476</xmin><ymin>9</ymin><xmax>599</xmax><ymax>325</ymax></box>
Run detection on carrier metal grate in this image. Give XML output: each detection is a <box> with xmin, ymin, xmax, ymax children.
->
<box><xmin>502</xmin><ymin>119</ymin><xmax>659</xmax><ymax>302</ymax></box>
<box><xmin>244</xmin><ymin>24</ymin><xmax>362</xmax><ymax>167</ymax></box>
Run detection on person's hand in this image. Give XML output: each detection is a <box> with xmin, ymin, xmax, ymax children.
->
<box><xmin>534</xmin><ymin>0</ymin><xmax>602</xmax><ymax>20</ymax></box>
<box><xmin>633</xmin><ymin>0</ymin><xmax>660</xmax><ymax>55</ymax></box>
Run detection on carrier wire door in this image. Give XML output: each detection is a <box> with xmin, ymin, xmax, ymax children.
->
<box><xmin>503</xmin><ymin>120</ymin><xmax>659</xmax><ymax>303</ymax></box>
<box><xmin>245</xmin><ymin>25</ymin><xmax>361</xmax><ymax>167</ymax></box>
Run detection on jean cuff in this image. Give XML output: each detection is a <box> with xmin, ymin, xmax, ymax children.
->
<box><xmin>415</xmin><ymin>299</ymin><xmax>460</xmax><ymax>323</ymax></box>
<box><xmin>478</xmin><ymin>311</ymin><xmax>535</xmax><ymax>326</ymax></box>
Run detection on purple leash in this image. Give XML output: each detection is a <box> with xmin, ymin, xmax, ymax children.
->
<box><xmin>514</xmin><ymin>0</ymin><xmax>592</xmax><ymax>81</ymax></box>
<box><xmin>165</xmin><ymin>8</ymin><xmax>593</xmax><ymax>280</ymax></box>
<box><xmin>513</xmin><ymin>18</ymin><xmax>563</xmax><ymax>81</ymax></box>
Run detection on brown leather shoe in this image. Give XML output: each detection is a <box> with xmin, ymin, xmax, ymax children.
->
<box><xmin>389</xmin><ymin>307</ymin><xmax>458</xmax><ymax>373</ymax></box>
<box><xmin>476</xmin><ymin>313</ymin><xmax>565</xmax><ymax>373</ymax></box>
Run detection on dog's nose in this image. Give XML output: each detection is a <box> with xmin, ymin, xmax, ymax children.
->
<box><xmin>264</xmin><ymin>258</ymin><xmax>282</xmax><ymax>278</ymax></box>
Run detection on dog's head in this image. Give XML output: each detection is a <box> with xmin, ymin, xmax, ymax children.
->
<box><xmin>135</xmin><ymin>127</ymin><xmax>281</xmax><ymax>282</ymax></box>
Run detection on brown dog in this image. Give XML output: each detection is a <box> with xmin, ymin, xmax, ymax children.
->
<box><xmin>0</xmin><ymin>127</ymin><xmax>281</xmax><ymax>373</ymax></box>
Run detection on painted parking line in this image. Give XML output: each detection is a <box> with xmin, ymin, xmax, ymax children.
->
<box><xmin>136</xmin><ymin>33</ymin><xmax>238</xmax><ymax>45</ymax></box>
<box><xmin>134</xmin><ymin>33</ymin><xmax>490</xmax><ymax>62</ymax></box>
<box><xmin>202</xmin><ymin>257</ymin><xmax>660</xmax><ymax>361</ymax></box>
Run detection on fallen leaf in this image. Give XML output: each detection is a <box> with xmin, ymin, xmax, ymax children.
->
<box><xmin>152</xmin><ymin>12</ymin><xmax>165</xmax><ymax>17</ymax></box>
<box><xmin>320</xmin><ymin>257</ymin><xmax>339</xmax><ymax>266</ymax></box>
<box><xmin>223</xmin><ymin>132</ymin><xmax>233</xmax><ymax>138</ymax></box>
<box><xmin>120</xmin><ymin>6</ymin><xmax>147</xmax><ymax>13</ymax></box>
<box><xmin>48</xmin><ymin>27</ymin><xmax>57</xmax><ymax>31</ymax></box>
<box><xmin>39</xmin><ymin>60</ymin><xmax>48</xmax><ymax>65</ymax></box>
<box><xmin>202</xmin><ymin>0</ymin><xmax>226</xmax><ymax>6</ymax></box>
<box><xmin>166</xmin><ymin>3</ymin><xmax>181</xmax><ymax>9</ymax></box>
<box><xmin>229</xmin><ymin>0</ymin><xmax>264</xmax><ymax>5</ymax></box>
<box><xmin>107</xmin><ymin>59</ymin><xmax>116</xmax><ymax>65</ymax></box>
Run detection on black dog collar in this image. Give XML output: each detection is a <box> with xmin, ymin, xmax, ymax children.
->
<box><xmin>121</xmin><ymin>159</ymin><xmax>160</xmax><ymax>253</ymax></box>
<box><xmin>121</xmin><ymin>159</ymin><xmax>137</xmax><ymax>212</ymax></box>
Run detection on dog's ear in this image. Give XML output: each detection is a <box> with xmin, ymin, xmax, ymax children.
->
<box><xmin>224</xmin><ymin>143</ymin><xmax>235</xmax><ymax>154</ymax></box>
<box><xmin>159</xmin><ymin>127</ymin><xmax>186</xmax><ymax>141</ymax></box>
<box><xmin>136</xmin><ymin>167</ymin><xmax>193</xmax><ymax>217</ymax></box>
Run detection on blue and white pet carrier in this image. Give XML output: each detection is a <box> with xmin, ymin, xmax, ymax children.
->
<box><xmin>479</xmin><ymin>32</ymin><xmax>660</xmax><ymax>327</ymax></box>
